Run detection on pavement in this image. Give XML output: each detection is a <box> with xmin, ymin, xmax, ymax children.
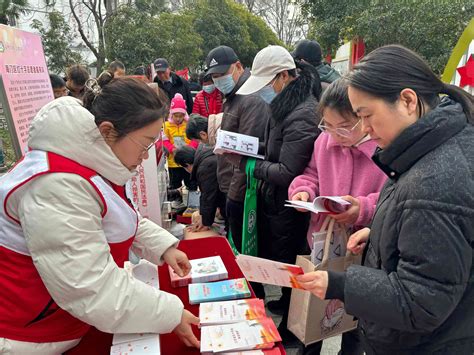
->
<box><xmin>264</xmin><ymin>285</ymin><xmax>342</xmax><ymax>355</ymax></box>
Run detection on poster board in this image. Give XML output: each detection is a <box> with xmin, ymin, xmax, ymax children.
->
<box><xmin>0</xmin><ymin>25</ymin><xmax>53</xmax><ymax>158</ymax></box>
<box><xmin>126</xmin><ymin>146</ymin><xmax>163</xmax><ymax>226</ymax></box>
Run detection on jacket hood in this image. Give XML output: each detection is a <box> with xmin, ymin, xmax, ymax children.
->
<box><xmin>373</xmin><ymin>98</ymin><xmax>468</xmax><ymax>179</ymax></box>
<box><xmin>316</xmin><ymin>63</ymin><xmax>340</xmax><ymax>83</ymax></box>
<box><xmin>28</xmin><ymin>96</ymin><xmax>135</xmax><ymax>186</ymax></box>
<box><xmin>270</xmin><ymin>64</ymin><xmax>321</xmax><ymax>122</ymax></box>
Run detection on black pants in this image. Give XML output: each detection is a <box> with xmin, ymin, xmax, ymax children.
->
<box><xmin>225</xmin><ymin>198</ymin><xmax>244</xmax><ymax>253</ymax></box>
<box><xmin>168</xmin><ymin>167</ymin><xmax>197</xmax><ymax>190</ymax></box>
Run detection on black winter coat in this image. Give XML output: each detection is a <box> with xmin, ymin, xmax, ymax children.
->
<box><xmin>217</xmin><ymin>69</ymin><xmax>270</xmax><ymax>202</ymax></box>
<box><xmin>253</xmin><ymin>65</ymin><xmax>321</xmax><ymax>263</ymax></box>
<box><xmin>155</xmin><ymin>72</ymin><xmax>194</xmax><ymax>114</ymax></box>
<box><xmin>342</xmin><ymin>99</ymin><xmax>474</xmax><ymax>354</ymax></box>
<box><xmin>191</xmin><ymin>144</ymin><xmax>226</xmax><ymax>227</ymax></box>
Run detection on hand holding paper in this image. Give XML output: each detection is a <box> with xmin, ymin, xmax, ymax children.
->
<box><xmin>295</xmin><ymin>271</ymin><xmax>329</xmax><ymax>300</ymax></box>
<box><xmin>331</xmin><ymin>195</ymin><xmax>360</xmax><ymax>224</ymax></box>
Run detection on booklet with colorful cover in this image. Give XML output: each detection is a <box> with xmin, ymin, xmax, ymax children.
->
<box><xmin>110</xmin><ymin>334</ymin><xmax>160</xmax><ymax>354</ymax></box>
<box><xmin>188</xmin><ymin>278</ymin><xmax>251</xmax><ymax>305</ymax></box>
<box><xmin>285</xmin><ymin>195</ymin><xmax>351</xmax><ymax>214</ymax></box>
<box><xmin>199</xmin><ymin>299</ymin><xmax>266</xmax><ymax>326</ymax></box>
<box><xmin>169</xmin><ymin>256</ymin><xmax>228</xmax><ymax>288</ymax></box>
<box><xmin>236</xmin><ymin>255</ymin><xmax>304</xmax><ymax>289</ymax></box>
<box><xmin>200</xmin><ymin>317</ymin><xmax>281</xmax><ymax>353</ymax></box>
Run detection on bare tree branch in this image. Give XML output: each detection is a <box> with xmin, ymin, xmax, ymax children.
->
<box><xmin>69</xmin><ymin>0</ymin><xmax>99</xmax><ymax>59</ymax></box>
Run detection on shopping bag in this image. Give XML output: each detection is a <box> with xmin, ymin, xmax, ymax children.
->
<box><xmin>241</xmin><ymin>158</ymin><xmax>258</xmax><ymax>256</ymax></box>
<box><xmin>288</xmin><ymin>217</ymin><xmax>360</xmax><ymax>345</ymax></box>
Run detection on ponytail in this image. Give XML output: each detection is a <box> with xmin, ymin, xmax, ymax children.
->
<box><xmin>440</xmin><ymin>83</ymin><xmax>474</xmax><ymax>123</ymax></box>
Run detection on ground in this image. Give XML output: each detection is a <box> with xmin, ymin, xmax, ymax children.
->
<box><xmin>264</xmin><ymin>284</ymin><xmax>342</xmax><ymax>355</ymax></box>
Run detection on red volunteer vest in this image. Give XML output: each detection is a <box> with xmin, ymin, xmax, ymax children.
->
<box><xmin>0</xmin><ymin>150</ymin><xmax>138</xmax><ymax>343</ymax></box>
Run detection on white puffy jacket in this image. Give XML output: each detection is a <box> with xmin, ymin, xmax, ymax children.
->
<box><xmin>4</xmin><ymin>97</ymin><xmax>184</xmax><ymax>350</ymax></box>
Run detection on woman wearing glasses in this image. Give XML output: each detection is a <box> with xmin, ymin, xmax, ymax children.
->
<box><xmin>288</xmin><ymin>78</ymin><xmax>387</xmax><ymax>354</ymax></box>
<box><xmin>0</xmin><ymin>75</ymin><xmax>200</xmax><ymax>353</ymax></box>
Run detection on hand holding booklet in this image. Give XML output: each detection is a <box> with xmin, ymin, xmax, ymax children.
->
<box><xmin>213</xmin><ymin>129</ymin><xmax>264</xmax><ymax>159</ymax></box>
<box><xmin>236</xmin><ymin>255</ymin><xmax>304</xmax><ymax>289</ymax></box>
<box><xmin>285</xmin><ymin>196</ymin><xmax>351</xmax><ymax>214</ymax></box>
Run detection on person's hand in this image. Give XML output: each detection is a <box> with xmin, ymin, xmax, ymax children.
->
<box><xmin>291</xmin><ymin>192</ymin><xmax>311</xmax><ymax>212</ymax></box>
<box><xmin>173</xmin><ymin>309</ymin><xmax>200</xmax><ymax>348</ymax></box>
<box><xmin>296</xmin><ymin>271</ymin><xmax>328</xmax><ymax>299</ymax></box>
<box><xmin>331</xmin><ymin>195</ymin><xmax>360</xmax><ymax>225</ymax></box>
<box><xmin>347</xmin><ymin>227</ymin><xmax>370</xmax><ymax>255</ymax></box>
<box><xmin>186</xmin><ymin>222</ymin><xmax>211</xmax><ymax>233</ymax></box>
<box><xmin>163</xmin><ymin>247</ymin><xmax>191</xmax><ymax>277</ymax></box>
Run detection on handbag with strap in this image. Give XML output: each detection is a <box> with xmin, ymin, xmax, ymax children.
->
<box><xmin>288</xmin><ymin>216</ymin><xmax>360</xmax><ymax>345</ymax></box>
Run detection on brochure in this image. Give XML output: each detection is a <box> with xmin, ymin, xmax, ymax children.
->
<box><xmin>199</xmin><ymin>299</ymin><xmax>266</xmax><ymax>326</ymax></box>
<box><xmin>213</xmin><ymin>129</ymin><xmax>264</xmax><ymax>159</ymax></box>
<box><xmin>189</xmin><ymin>278</ymin><xmax>251</xmax><ymax>304</ymax></box>
<box><xmin>236</xmin><ymin>255</ymin><xmax>304</xmax><ymax>289</ymax></box>
<box><xmin>285</xmin><ymin>196</ymin><xmax>351</xmax><ymax>214</ymax></box>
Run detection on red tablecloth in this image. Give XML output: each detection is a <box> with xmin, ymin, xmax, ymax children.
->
<box><xmin>66</xmin><ymin>236</ymin><xmax>285</xmax><ymax>354</ymax></box>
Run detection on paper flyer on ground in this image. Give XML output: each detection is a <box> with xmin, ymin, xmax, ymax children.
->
<box><xmin>199</xmin><ymin>299</ymin><xmax>266</xmax><ymax>326</ymax></box>
<box><xmin>169</xmin><ymin>255</ymin><xmax>228</xmax><ymax>287</ymax></box>
<box><xmin>236</xmin><ymin>255</ymin><xmax>304</xmax><ymax>289</ymax></box>
<box><xmin>200</xmin><ymin>317</ymin><xmax>281</xmax><ymax>353</ymax></box>
<box><xmin>189</xmin><ymin>278</ymin><xmax>251</xmax><ymax>304</ymax></box>
<box><xmin>214</xmin><ymin>129</ymin><xmax>264</xmax><ymax>159</ymax></box>
<box><xmin>285</xmin><ymin>196</ymin><xmax>351</xmax><ymax>214</ymax></box>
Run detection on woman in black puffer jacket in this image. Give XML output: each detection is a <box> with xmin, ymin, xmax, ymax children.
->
<box><xmin>297</xmin><ymin>45</ymin><xmax>474</xmax><ymax>355</ymax></box>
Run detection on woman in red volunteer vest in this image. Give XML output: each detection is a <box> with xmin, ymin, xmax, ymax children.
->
<box><xmin>0</xmin><ymin>73</ymin><xmax>199</xmax><ymax>353</ymax></box>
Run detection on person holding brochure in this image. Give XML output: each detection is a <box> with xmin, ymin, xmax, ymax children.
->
<box><xmin>234</xmin><ymin>45</ymin><xmax>322</xmax><ymax>341</ymax></box>
<box><xmin>288</xmin><ymin>78</ymin><xmax>386</xmax><ymax>354</ymax></box>
<box><xmin>0</xmin><ymin>75</ymin><xmax>199</xmax><ymax>353</ymax></box>
<box><xmin>205</xmin><ymin>45</ymin><xmax>270</xmax><ymax>253</ymax></box>
<box><xmin>296</xmin><ymin>45</ymin><xmax>474</xmax><ymax>354</ymax></box>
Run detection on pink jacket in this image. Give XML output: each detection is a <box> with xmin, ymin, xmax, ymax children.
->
<box><xmin>288</xmin><ymin>133</ymin><xmax>387</xmax><ymax>245</ymax></box>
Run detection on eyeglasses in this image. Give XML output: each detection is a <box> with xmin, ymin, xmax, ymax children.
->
<box><xmin>126</xmin><ymin>134</ymin><xmax>160</xmax><ymax>156</ymax></box>
<box><xmin>318</xmin><ymin>119</ymin><xmax>361</xmax><ymax>138</ymax></box>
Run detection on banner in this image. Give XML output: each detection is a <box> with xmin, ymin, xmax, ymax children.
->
<box><xmin>126</xmin><ymin>146</ymin><xmax>162</xmax><ymax>226</ymax></box>
<box><xmin>0</xmin><ymin>25</ymin><xmax>53</xmax><ymax>158</ymax></box>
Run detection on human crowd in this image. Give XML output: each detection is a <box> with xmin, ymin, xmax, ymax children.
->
<box><xmin>0</xmin><ymin>39</ymin><xmax>472</xmax><ymax>355</ymax></box>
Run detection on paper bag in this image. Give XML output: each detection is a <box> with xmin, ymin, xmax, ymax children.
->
<box><xmin>288</xmin><ymin>217</ymin><xmax>360</xmax><ymax>345</ymax></box>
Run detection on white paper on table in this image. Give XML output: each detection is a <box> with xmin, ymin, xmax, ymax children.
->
<box><xmin>112</xmin><ymin>261</ymin><xmax>160</xmax><ymax>351</ymax></box>
<box><xmin>110</xmin><ymin>335</ymin><xmax>160</xmax><ymax>354</ymax></box>
<box><xmin>132</xmin><ymin>260</ymin><xmax>160</xmax><ymax>289</ymax></box>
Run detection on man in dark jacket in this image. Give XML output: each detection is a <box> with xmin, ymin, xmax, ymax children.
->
<box><xmin>236</xmin><ymin>45</ymin><xmax>322</xmax><ymax>340</ymax></box>
<box><xmin>153</xmin><ymin>58</ymin><xmax>193</xmax><ymax>114</ymax></box>
<box><xmin>205</xmin><ymin>45</ymin><xmax>270</xmax><ymax>253</ymax></box>
<box><xmin>174</xmin><ymin>145</ymin><xmax>226</xmax><ymax>231</ymax></box>
<box><xmin>292</xmin><ymin>39</ymin><xmax>340</xmax><ymax>90</ymax></box>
